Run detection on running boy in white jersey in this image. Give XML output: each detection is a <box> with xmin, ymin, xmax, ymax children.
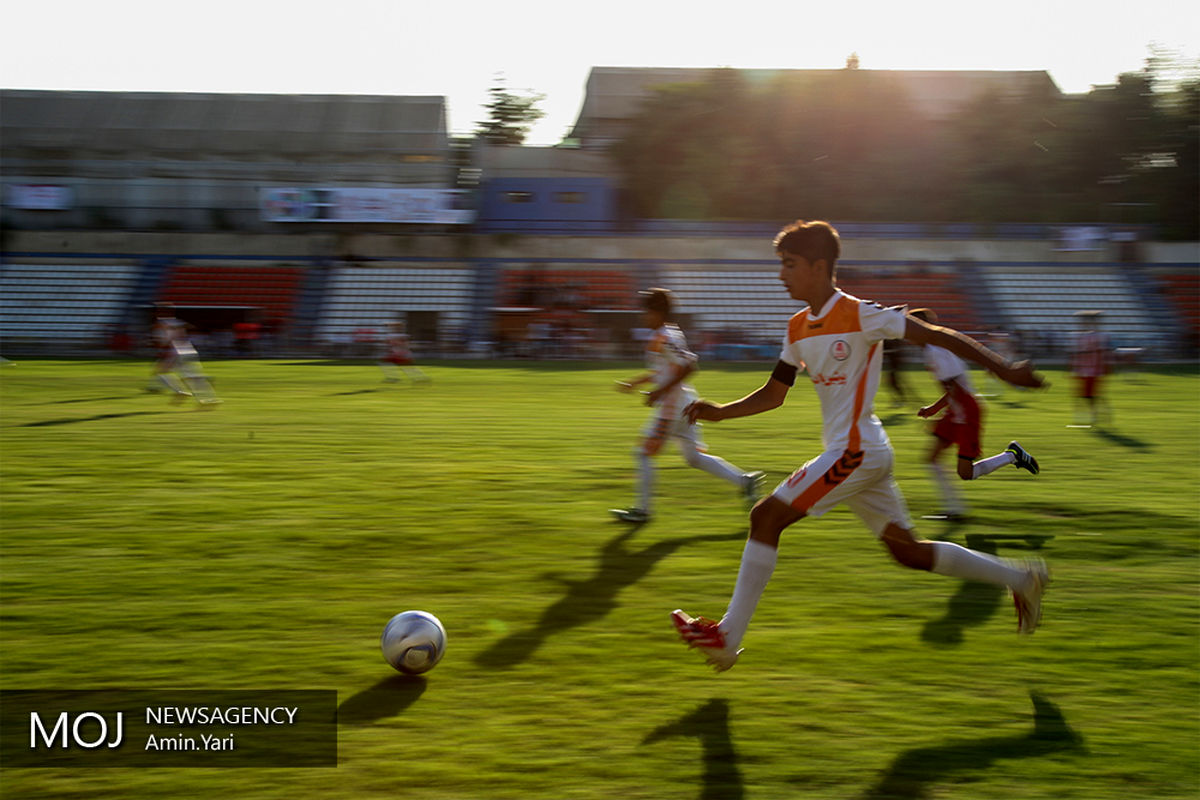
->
<box><xmin>672</xmin><ymin>221</ymin><xmax>1048</xmax><ymax>671</ymax></box>
<box><xmin>610</xmin><ymin>288</ymin><xmax>765</xmax><ymax>525</ymax></box>
<box><xmin>909</xmin><ymin>307</ymin><xmax>1039</xmax><ymax>521</ymax></box>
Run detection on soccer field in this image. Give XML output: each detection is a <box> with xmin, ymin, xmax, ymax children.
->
<box><xmin>1</xmin><ymin>358</ymin><xmax>1197</xmax><ymax>799</ymax></box>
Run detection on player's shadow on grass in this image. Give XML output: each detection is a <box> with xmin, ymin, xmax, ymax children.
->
<box><xmin>337</xmin><ymin>675</ymin><xmax>427</xmax><ymax>725</ymax></box>
<box><xmin>474</xmin><ymin>526</ymin><xmax>745</xmax><ymax>669</ymax></box>
<box><xmin>19</xmin><ymin>411</ymin><xmax>166</xmax><ymax>427</ymax></box>
<box><xmin>861</xmin><ymin>691</ymin><xmax>1085</xmax><ymax>799</ymax></box>
<box><xmin>1089</xmin><ymin>426</ymin><xmax>1152</xmax><ymax>451</ymax></box>
<box><xmin>329</xmin><ymin>388</ymin><xmax>382</xmax><ymax>396</ymax></box>
<box><xmin>921</xmin><ymin>532</ymin><xmax>1053</xmax><ymax>647</ymax></box>
<box><xmin>35</xmin><ymin>395</ymin><xmax>133</xmax><ymax>405</ymax></box>
<box><xmin>643</xmin><ymin>698</ymin><xmax>743</xmax><ymax>800</ymax></box>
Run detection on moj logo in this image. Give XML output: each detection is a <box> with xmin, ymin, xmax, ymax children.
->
<box><xmin>30</xmin><ymin>710</ymin><xmax>124</xmax><ymax>750</ymax></box>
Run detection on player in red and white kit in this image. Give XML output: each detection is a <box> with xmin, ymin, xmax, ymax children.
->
<box><xmin>1069</xmin><ymin>310</ymin><xmax>1109</xmax><ymax>427</ymax></box>
<box><xmin>909</xmin><ymin>308</ymin><xmax>1039</xmax><ymax>521</ymax></box>
<box><xmin>147</xmin><ymin>303</ymin><xmax>191</xmax><ymax>398</ymax></box>
<box><xmin>672</xmin><ymin>221</ymin><xmax>1048</xmax><ymax>671</ymax></box>
<box><xmin>610</xmin><ymin>288</ymin><xmax>764</xmax><ymax>525</ymax></box>
<box><xmin>379</xmin><ymin>321</ymin><xmax>430</xmax><ymax>384</ymax></box>
<box><xmin>146</xmin><ymin>303</ymin><xmax>220</xmax><ymax>406</ymax></box>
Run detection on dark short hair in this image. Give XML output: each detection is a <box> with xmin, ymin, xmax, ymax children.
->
<box><xmin>773</xmin><ymin>220</ymin><xmax>841</xmax><ymax>270</ymax></box>
<box><xmin>640</xmin><ymin>287</ymin><xmax>674</xmax><ymax>316</ymax></box>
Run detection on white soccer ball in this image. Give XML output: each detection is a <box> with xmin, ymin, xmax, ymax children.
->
<box><xmin>380</xmin><ymin>610</ymin><xmax>446</xmax><ymax>675</ymax></box>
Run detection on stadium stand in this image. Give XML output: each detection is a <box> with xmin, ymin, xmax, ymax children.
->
<box><xmin>157</xmin><ymin>264</ymin><xmax>306</xmax><ymax>331</ymax></box>
<box><xmin>0</xmin><ymin>262</ymin><xmax>141</xmax><ymax>350</ymax></box>
<box><xmin>498</xmin><ymin>266</ymin><xmax>637</xmax><ymax>310</ymax></box>
<box><xmin>663</xmin><ymin>262</ymin><xmax>980</xmax><ymax>345</ymax></box>
<box><xmin>979</xmin><ymin>265</ymin><xmax>1172</xmax><ymax>351</ymax></box>
<box><xmin>312</xmin><ymin>263</ymin><xmax>474</xmax><ymax>353</ymax></box>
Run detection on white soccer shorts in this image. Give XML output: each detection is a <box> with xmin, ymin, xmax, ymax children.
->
<box><xmin>771</xmin><ymin>446</ymin><xmax>911</xmax><ymax>536</ymax></box>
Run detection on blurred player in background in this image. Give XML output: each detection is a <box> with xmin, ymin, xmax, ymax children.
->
<box><xmin>610</xmin><ymin>288</ymin><xmax>764</xmax><ymax>525</ymax></box>
<box><xmin>147</xmin><ymin>303</ymin><xmax>220</xmax><ymax>406</ymax></box>
<box><xmin>379</xmin><ymin>320</ymin><xmax>430</xmax><ymax>384</ymax></box>
<box><xmin>881</xmin><ymin>337</ymin><xmax>911</xmax><ymax>407</ymax></box>
<box><xmin>1069</xmin><ymin>310</ymin><xmax>1110</xmax><ymax>427</ymax></box>
<box><xmin>672</xmin><ymin>220</ymin><xmax>1048</xmax><ymax>672</ymax></box>
<box><xmin>909</xmin><ymin>307</ymin><xmax>1039</xmax><ymax>521</ymax></box>
<box><xmin>146</xmin><ymin>303</ymin><xmax>191</xmax><ymax>398</ymax></box>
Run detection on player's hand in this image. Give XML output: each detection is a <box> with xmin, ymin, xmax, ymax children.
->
<box><xmin>683</xmin><ymin>400</ymin><xmax>721</xmax><ymax>424</ymax></box>
<box><xmin>1000</xmin><ymin>360</ymin><xmax>1045</xmax><ymax>389</ymax></box>
<box><xmin>644</xmin><ymin>388</ymin><xmax>662</xmax><ymax>406</ymax></box>
<box><xmin>615</xmin><ymin>380</ymin><xmax>635</xmax><ymax>393</ymax></box>
<box><xmin>917</xmin><ymin>406</ymin><xmax>936</xmax><ymax>418</ymax></box>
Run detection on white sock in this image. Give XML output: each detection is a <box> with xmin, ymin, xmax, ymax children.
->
<box><xmin>636</xmin><ymin>451</ymin><xmax>654</xmax><ymax>512</ymax></box>
<box><xmin>928</xmin><ymin>463</ymin><xmax>965</xmax><ymax>514</ymax></box>
<box><xmin>972</xmin><ymin>451</ymin><xmax>1015</xmax><ymax>479</ymax></box>
<box><xmin>686</xmin><ymin>450</ymin><xmax>745</xmax><ymax>485</ymax></box>
<box><xmin>930</xmin><ymin>540</ymin><xmax>1030</xmax><ymax>592</ymax></box>
<box><xmin>719</xmin><ymin>539</ymin><xmax>778</xmax><ymax>650</ymax></box>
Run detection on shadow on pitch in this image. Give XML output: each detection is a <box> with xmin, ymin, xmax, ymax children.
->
<box><xmin>328</xmin><ymin>388</ymin><xmax>383</xmax><ymax>397</ymax></box>
<box><xmin>643</xmin><ymin>698</ymin><xmax>743</xmax><ymax>800</ymax></box>
<box><xmin>19</xmin><ymin>411</ymin><xmax>167</xmax><ymax>427</ymax></box>
<box><xmin>474</xmin><ymin>525</ymin><xmax>744</xmax><ymax>669</ymax></box>
<box><xmin>921</xmin><ymin>533</ymin><xmax>1053</xmax><ymax>647</ymax></box>
<box><xmin>860</xmin><ymin>691</ymin><xmax>1085</xmax><ymax>799</ymax></box>
<box><xmin>337</xmin><ymin>675</ymin><xmax>427</xmax><ymax>725</ymax></box>
<box><xmin>1089</xmin><ymin>426</ymin><xmax>1153</xmax><ymax>452</ymax></box>
<box><xmin>32</xmin><ymin>395</ymin><xmax>134</xmax><ymax>405</ymax></box>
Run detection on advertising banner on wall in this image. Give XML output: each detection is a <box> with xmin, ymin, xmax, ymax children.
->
<box><xmin>260</xmin><ymin>188</ymin><xmax>473</xmax><ymax>224</ymax></box>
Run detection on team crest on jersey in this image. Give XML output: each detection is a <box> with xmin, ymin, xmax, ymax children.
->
<box><xmin>830</xmin><ymin>339</ymin><xmax>851</xmax><ymax>361</ymax></box>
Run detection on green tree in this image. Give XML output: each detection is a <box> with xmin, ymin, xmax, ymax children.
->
<box><xmin>475</xmin><ymin>76</ymin><xmax>545</xmax><ymax>145</ymax></box>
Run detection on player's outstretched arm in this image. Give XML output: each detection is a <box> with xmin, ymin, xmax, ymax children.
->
<box><xmin>918</xmin><ymin>393</ymin><xmax>948</xmax><ymax>418</ymax></box>
<box><xmin>684</xmin><ymin>376</ymin><xmax>790</xmax><ymax>423</ymax></box>
<box><xmin>904</xmin><ymin>317</ymin><xmax>1045</xmax><ymax>389</ymax></box>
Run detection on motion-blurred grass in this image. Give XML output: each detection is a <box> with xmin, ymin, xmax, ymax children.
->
<box><xmin>1</xmin><ymin>358</ymin><xmax>1196</xmax><ymax>799</ymax></box>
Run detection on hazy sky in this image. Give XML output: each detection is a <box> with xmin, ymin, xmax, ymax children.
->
<box><xmin>2</xmin><ymin>0</ymin><xmax>1196</xmax><ymax>145</ymax></box>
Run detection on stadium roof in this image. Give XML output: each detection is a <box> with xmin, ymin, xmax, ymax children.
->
<box><xmin>568</xmin><ymin>66</ymin><xmax>1062</xmax><ymax>147</ymax></box>
<box><xmin>0</xmin><ymin>90</ymin><xmax>449</xmax><ymax>155</ymax></box>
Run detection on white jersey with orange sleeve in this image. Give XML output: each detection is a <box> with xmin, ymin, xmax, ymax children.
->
<box><xmin>645</xmin><ymin>323</ymin><xmax>698</xmax><ymax>411</ymax></box>
<box><xmin>779</xmin><ymin>290</ymin><xmax>908</xmax><ymax>453</ymax></box>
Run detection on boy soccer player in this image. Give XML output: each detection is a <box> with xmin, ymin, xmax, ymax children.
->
<box><xmin>909</xmin><ymin>307</ymin><xmax>1039</xmax><ymax>521</ymax></box>
<box><xmin>610</xmin><ymin>288</ymin><xmax>765</xmax><ymax>524</ymax></box>
<box><xmin>379</xmin><ymin>321</ymin><xmax>430</xmax><ymax>384</ymax></box>
<box><xmin>147</xmin><ymin>303</ymin><xmax>191</xmax><ymax>397</ymax></box>
<box><xmin>1069</xmin><ymin>310</ymin><xmax>1110</xmax><ymax>427</ymax></box>
<box><xmin>147</xmin><ymin>303</ymin><xmax>220</xmax><ymax>406</ymax></box>
<box><xmin>672</xmin><ymin>221</ymin><xmax>1048</xmax><ymax>671</ymax></box>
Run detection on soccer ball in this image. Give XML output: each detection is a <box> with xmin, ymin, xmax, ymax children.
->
<box><xmin>380</xmin><ymin>610</ymin><xmax>446</xmax><ymax>675</ymax></box>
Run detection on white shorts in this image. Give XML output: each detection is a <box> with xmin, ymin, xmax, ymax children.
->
<box><xmin>639</xmin><ymin>397</ymin><xmax>704</xmax><ymax>457</ymax></box>
<box><xmin>771</xmin><ymin>446</ymin><xmax>911</xmax><ymax>537</ymax></box>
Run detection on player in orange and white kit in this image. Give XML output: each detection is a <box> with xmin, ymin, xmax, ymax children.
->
<box><xmin>909</xmin><ymin>308</ymin><xmax>1039</xmax><ymax>521</ymax></box>
<box><xmin>610</xmin><ymin>288</ymin><xmax>764</xmax><ymax>525</ymax></box>
<box><xmin>1069</xmin><ymin>310</ymin><xmax>1109</xmax><ymax>427</ymax></box>
<box><xmin>379</xmin><ymin>321</ymin><xmax>430</xmax><ymax>384</ymax></box>
<box><xmin>671</xmin><ymin>221</ymin><xmax>1049</xmax><ymax>671</ymax></box>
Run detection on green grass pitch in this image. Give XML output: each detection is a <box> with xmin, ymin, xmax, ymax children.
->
<box><xmin>1</xmin><ymin>358</ymin><xmax>1197</xmax><ymax>799</ymax></box>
